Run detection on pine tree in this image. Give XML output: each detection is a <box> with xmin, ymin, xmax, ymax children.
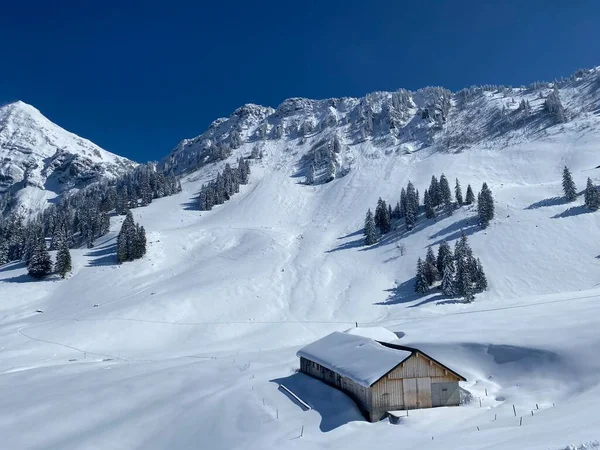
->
<box><xmin>439</xmin><ymin>174</ymin><xmax>453</xmax><ymax>213</ymax></box>
<box><xmin>27</xmin><ymin>237</ymin><xmax>52</xmax><ymax>279</ymax></box>
<box><xmin>465</xmin><ymin>184</ymin><xmax>475</xmax><ymax>205</ymax></box>
<box><xmin>474</xmin><ymin>258</ymin><xmax>488</xmax><ymax>292</ymax></box>
<box><xmin>436</xmin><ymin>240</ymin><xmax>453</xmax><ymax>275</ymax></box>
<box><xmin>0</xmin><ymin>238</ymin><xmax>8</xmax><ymax>265</ymax></box>
<box><xmin>424</xmin><ymin>189</ymin><xmax>436</xmax><ymax>219</ymax></box>
<box><xmin>117</xmin><ymin>211</ymin><xmax>135</xmax><ymax>263</ymax></box>
<box><xmin>441</xmin><ymin>264</ymin><xmax>456</xmax><ymax>296</ymax></box>
<box><xmin>405</xmin><ymin>181</ymin><xmax>417</xmax><ymax>229</ymax></box>
<box><xmin>584</xmin><ymin>178</ymin><xmax>600</xmax><ymax>211</ymax></box>
<box><xmin>399</xmin><ymin>188</ymin><xmax>407</xmax><ymax>218</ymax></box>
<box><xmin>375</xmin><ymin>198</ymin><xmax>391</xmax><ymax>234</ymax></box>
<box><xmin>455</xmin><ymin>178</ymin><xmax>463</xmax><ymax>206</ymax></box>
<box><xmin>363</xmin><ymin>209</ymin><xmax>378</xmax><ymax>245</ymax></box>
<box><xmin>544</xmin><ymin>87</ymin><xmax>567</xmax><ymax>123</ymax></box>
<box><xmin>392</xmin><ymin>202</ymin><xmax>401</xmax><ymax>219</ymax></box>
<box><xmin>414</xmin><ymin>258</ymin><xmax>429</xmax><ymax>294</ymax></box>
<box><xmin>424</xmin><ymin>246</ymin><xmax>439</xmax><ymax>285</ymax></box>
<box><xmin>429</xmin><ymin>175</ymin><xmax>440</xmax><ymax>207</ymax></box>
<box><xmin>477</xmin><ymin>182</ymin><xmax>495</xmax><ymax>228</ymax></box>
<box><xmin>55</xmin><ymin>243</ymin><xmax>72</xmax><ymax>279</ymax></box>
<box><xmin>562</xmin><ymin>166</ymin><xmax>577</xmax><ymax>202</ymax></box>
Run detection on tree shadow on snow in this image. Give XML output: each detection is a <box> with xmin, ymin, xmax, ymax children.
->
<box><xmin>270</xmin><ymin>373</ymin><xmax>365</xmax><ymax>432</ymax></box>
<box><xmin>326</xmin><ymin>237</ymin><xmax>364</xmax><ymax>253</ymax></box>
<box><xmin>182</xmin><ymin>196</ymin><xmax>199</xmax><ymax>211</ymax></box>
<box><xmin>525</xmin><ymin>196</ymin><xmax>569</xmax><ymax>210</ymax></box>
<box><xmin>428</xmin><ymin>223</ymin><xmax>481</xmax><ymax>248</ymax></box>
<box><xmin>428</xmin><ymin>216</ymin><xmax>477</xmax><ymax>240</ymax></box>
<box><xmin>86</xmin><ymin>244</ymin><xmax>117</xmax><ymax>267</ymax></box>
<box><xmin>0</xmin><ymin>261</ymin><xmax>25</xmax><ymax>274</ymax></box>
<box><xmin>551</xmin><ymin>205</ymin><xmax>591</xmax><ymax>219</ymax></box>
<box><xmin>375</xmin><ymin>278</ymin><xmax>420</xmax><ymax>305</ymax></box>
<box><xmin>2</xmin><ymin>273</ymin><xmax>39</xmax><ymax>283</ymax></box>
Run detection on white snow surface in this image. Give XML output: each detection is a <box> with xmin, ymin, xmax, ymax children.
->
<box><xmin>345</xmin><ymin>326</ymin><xmax>400</xmax><ymax>342</ymax></box>
<box><xmin>2</xmin><ymin>76</ymin><xmax>600</xmax><ymax>449</ymax></box>
<box><xmin>297</xmin><ymin>331</ymin><xmax>411</xmax><ymax>387</ymax></box>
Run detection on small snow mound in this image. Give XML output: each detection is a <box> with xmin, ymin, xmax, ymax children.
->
<box><xmin>345</xmin><ymin>326</ymin><xmax>398</xmax><ymax>343</ymax></box>
<box><xmin>561</xmin><ymin>442</ymin><xmax>600</xmax><ymax>450</ymax></box>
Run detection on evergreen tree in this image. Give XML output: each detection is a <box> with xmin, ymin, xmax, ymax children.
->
<box><xmin>544</xmin><ymin>87</ymin><xmax>567</xmax><ymax>123</ymax></box>
<box><xmin>117</xmin><ymin>211</ymin><xmax>136</xmax><ymax>263</ymax></box>
<box><xmin>55</xmin><ymin>243</ymin><xmax>72</xmax><ymax>279</ymax></box>
<box><xmin>399</xmin><ymin>188</ymin><xmax>407</xmax><ymax>218</ymax></box>
<box><xmin>474</xmin><ymin>258</ymin><xmax>488</xmax><ymax>292</ymax></box>
<box><xmin>424</xmin><ymin>246</ymin><xmax>439</xmax><ymax>285</ymax></box>
<box><xmin>584</xmin><ymin>177</ymin><xmax>600</xmax><ymax>211</ymax></box>
<box><xmin>405</xmin><ymin>181</ymin><xmax>417</xmax><ymax>229</ymax></box>
<box><xmin>0</xmin><ymin>238</ymin><xmax>8</xmax><ymax>265</ymax></box>
<box><xmin>436</xmin><ymin>240</ymin><xmax>453</xmax><ymax>275</ymax></box>
<box><xmin>562</xmin><ymin>166</ymin><xmax>577</xmax><ymax>202</ymax></box>
<box><xmin>439</xmin><ymin>174</ymin><xmax>453</xmax><ymax>213</ymax></box>
<box><xmin>465</xmin><ymin>184</ymin><xmax>475</xmax><ymax>205</ymax></box>
<box><xmin>27</xmin><ymin>237</ymin><xmax>52</xmax><ymax>279</ymax></box>
<box><xmin>363</xmin><ymin>209</ymin><xmax>378</xmax><ymax>245</ymax></box>
<box><xmin>429</xmin><ymin>175</ymin><xmax>441</xmax><ymax>207</ymax></box>
<box><xmin>374</xmin><ymin>198</ymin><xmax>391</xmax><ymax>234</ymax></box>
<box><xmin>455</xmin><ymin>178</ymin><xmax>463</xmax><ymax>206</ymax></box>
<box><xmin>441</xmin><ymin>264</ymin><xmax>456</xmax><ymax>296</ymax></box>
<box><xmin>392</xmin><ymin>202</ymin><xmax>401</xmax><ymax>219</ymax></box>
<box><xmin>477</xmin><ymin>182</ymin><xmax>495</xmax><ymax>228</ymax></box>
<box><xmin>424</xmin><ymin>189</ymin><xmax>436</xmax><ymax>219</ymax></box>
<box><xmin>414</xmin><ymin>258</ymin><xmax>429</xmax><ymax>294</ymax></box>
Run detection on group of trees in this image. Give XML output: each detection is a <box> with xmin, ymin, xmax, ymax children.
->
<box><xmin>198</xmin><ymin>157</ymin><xmax>251</xmax><ymax>211</ymax></box>
<box><xmin>415</xmin><ymin>233</ymin><xmax>487</xmax><ymax>302</ymax></box>
<box><xmin>0</xmin><ymin>163</ymin><xmax>181</xmax><ymax>274</ymax></box>
<box><xmin>363</xmin><ymin>174</ymin><xmax>493</xmax><ymax>245</ymax></box>
<box><xmin>116</xmin><ymin>211</ymin><xmax>147</xmax><ymax>263</ymax></box>
<box><xmin>563</xmin><ymin>166</ymin><xmax>600</xmax><ymax>211</ymax></box>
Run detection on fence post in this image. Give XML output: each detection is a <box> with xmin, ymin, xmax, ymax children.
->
<box><xmin>301</xmin><ymin>425</ymin><xmax>304</xmax><ymax>437</ymax></box>
<box><xmin>519</xmin><ymin>417</ymin><xmax>523</xmax><ymax>426</ymax></box>
<box><xmin>513</xmin><ymin>405</ymin><xmax>517</xmax><ymax>417</ymax></box>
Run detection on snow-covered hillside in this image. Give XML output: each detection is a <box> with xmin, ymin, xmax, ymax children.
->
<box><xmin>0</xmin><ymin>101</ymin><xmax>135</xmax><ymax>215</ymax></box>
<box><xmin>2</xmin><ymin>69</ymin><xmax>600</xmax><ymax>449</ymax></box>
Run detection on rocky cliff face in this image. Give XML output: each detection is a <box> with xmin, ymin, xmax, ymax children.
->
<box><xmin>160</xmin><ymin>68</ymin><xmax>600</xmax><ymax>182</ymax></box>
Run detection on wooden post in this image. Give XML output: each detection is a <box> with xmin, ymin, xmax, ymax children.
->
<box><xmin>479</xmin><ymin>398</ymin><xmax>482</xmax><ymax>407</ymax></box>
<box><xmin>513</xmin><ymin>405</ymin><xmax>517</xmax><ymax>417</ymax></box>
<box><xmin>477</xmin><ymin>426</ymin><xmax>480</xmax><ymax>431</ymax></box>
<box><xmin>485</xmin><ymin>389</ymin><xmax>488</xmax><ymax>396</ymax></box>
<box><xmin>519</xmin><ymin>417</ymin><xmax>523</xmax><ymax>426</ymax></box>
<box><xmin>276</xmin><ymin>409</ymin><xmax>279</xmax><ymax>419</ymax></box>
<box><xmin>531</xmin><ymin>410</ymin><xmax>533</xmax><ymax>416</ymax></box>
<box><xmin>536</xmin><ymin>404</ymin><xmax>539</xmax><ymax>410</ymax></box>
<box><xmin>494</xmin><ymin>413</ymin><xmax>497</xmax><ymax>421</ymax></box>
<box><xmin>301</xmin><ymin>425</ymin><xmax>304</xmax><ymax>437</ymax></box>
<box><xmin>355</xmin><ymin>322</ymin><xmax>358</xmax><ymax>328</ymax></box>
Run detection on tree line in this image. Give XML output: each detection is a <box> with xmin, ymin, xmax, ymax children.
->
<box><xmin>363</xmin><ymin>174</ymin><xmax>495</xmax><ymax>245</ymax></box>
<box><xmin>198</xmin><ymin>157</ymin><xmax>250</xmax><ymax>211</ymax></box>
<box><xmin>0</xmin><ymin>163</ymin><xmax>182</xmax><ymax>276</ymax></box>
<box><xmin>562</xmin><ymin>166</ymin><xmax>599</xmax><ymax>211</ymax></box>
<box><xmin>415</xmin><ymin>233</ymin><xmax>487</xmax><ymax>302</ymax></box>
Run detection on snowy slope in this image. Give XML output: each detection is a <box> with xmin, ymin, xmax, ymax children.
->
<box><xmin>2</xmin><ymin>69</ymin><xmax>600</xmax><ymax>449</ymax></box>
<box><xmin>0</xmin><ymin>101</ymin><xmax>135</xmax><ymax>214</ymax></box>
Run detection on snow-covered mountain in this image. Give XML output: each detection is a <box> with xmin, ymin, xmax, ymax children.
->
<box><xmin>161</xmin><ymin>67</ymin><xmax>600</xmax><ymax>180</ymax></box>
<box><xmin>2</xmin><ymin>67</ymin><xmax>600</xmax><ymax>449</ymax></box>
<box><xmin>0</xmin><ymin>101</ymin><xmax>135</xmax><ymax>215</ymax></box>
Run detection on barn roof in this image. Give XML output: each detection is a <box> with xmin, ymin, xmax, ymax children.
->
<box><xmin>296</xmin><ymin>331</ymin><xmax>412</xmax><ymax>387</ymax></box>
<box><xmin>297</xmin><ymin>332</ymin><xmax>467</xmax><ymax>387</ymax></box>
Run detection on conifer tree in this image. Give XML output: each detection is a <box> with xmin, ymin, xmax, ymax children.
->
<box><xmin>424</xmin><ymin>189</ymin><xmax>436</xmax><ymax>219</ymax></box>
<box><xmin>477</xmin><ymin>182</ymin><xmax>495</xmax><ymax>228</ymax></box>
<box><xmin>439</xmin><ymin>174</ymin><xmax>453</xmax><ymax>213</ymax></box>
<box><xmin>0</xmin><ymin>238</ymin><xmax>8</xmax><ymax>265</ymax></box>
<box><xmin>27</xmin><ymin>237</ymin><xmax>52</xmax><ymax>279</ymax></box>
<box><xmin>562</xmin><ymin>166</ymin><xmax>577</xmax><ymax>201</ymax></box>
<box><xmin>429</xmin><ymin>175</ymin><xmax>440</xmax><ymax>207</ymax></box>
<box><xmin>363</xmin><ymin>209</ymin><xmax>378</xmax><ymax>245</ymax></box>
<box><xmin>474</xmin><ymin>258</ymin><xmax>488</xmax><ymax>292</ymax></box>
<box><xmin>455</xmin><ymin>178</ymin><xmax>463</xmax><ymax>206</ymax></box>
<box><xmin>424</xmin><ymin>246</ymin><xmax>439</xmax><ymax>285</ymax></box>
<box><xmin>392</xmin><ymin>202</ymin><xmax>401</xmax><ymax>219</ymax></box>
<box><xmin>465</xmin><ymin>184</ymin><xmax>475</xmax><ymax>205</ymax></box>
<box><xmin>436</xmin><ymin>240</ymin><xmax>453</xmax><ymax>275</ymax></box>
<box><xmin>405</xmin><ymin>181</ymin><xmax>417</xmax><ymax>229</ymax></box>
<box><xmin>441</xmin><ymin>264</ymin><xmax>456</xmax><ymax>296</ymax></box>
<box><xmin>415</xmin><ymin>258</ymin><xmax>429</xmax><ymax>294</ymax></box>
<box><xmin>399</xmin><ymin>188</ymin><xmax>407</xmax><ymax>218</ymax></box>
<box><xmin>375</xmin><ymin>198</ymin><xmax>391</xmax><ymax>234</ymax></box>
<box><xmin>55</xmin><ymin>243</ymin><xmax>72</xmax><ymax>279</ymax></box>
<box><xmin>584</xmin><ymin>177</ymin><xmax>600</xmax><ymax>211</ymax></box>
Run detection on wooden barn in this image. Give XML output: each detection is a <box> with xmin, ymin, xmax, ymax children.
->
<box><xmin>297</xmin><ymin>331</ymin><xmax>466</xmax><ymax>422</ymax></box>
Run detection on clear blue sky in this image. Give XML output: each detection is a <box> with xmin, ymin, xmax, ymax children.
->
<box><xmin>1</xmin><ymin>0</ymin><xmax>599</xmax><ymax>162</ymax></box>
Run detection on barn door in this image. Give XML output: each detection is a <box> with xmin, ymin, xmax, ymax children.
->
<box><xmin>402</xmin><ymin>378</ymin><xmax>417</xmax><ymax>409</ymax></box>
<box><xmin>416</xmin><ymin>377</ymin><xmax>432</xmax><ymax>408</ymax></box>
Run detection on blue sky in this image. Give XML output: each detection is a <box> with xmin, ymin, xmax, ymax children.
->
<box><xmin>1</xmin><ymin>0</ymin><xmax>599</xmax><ymax>162</ymax></box>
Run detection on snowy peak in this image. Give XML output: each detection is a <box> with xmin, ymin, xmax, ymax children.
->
<box><xmin>0</xmin><ymin>101</ymin><xmax>136</xmax><ymax>214</ymax></box>
<box><xmin>160</xmin><ymin>67</ymin><xmax>600</xmax><ymax>177</ymax></box>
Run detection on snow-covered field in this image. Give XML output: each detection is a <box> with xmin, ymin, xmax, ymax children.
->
<box><xmin>1</xmin><ymin>116</ymin><xmax>600</xmax><ymax>449</ymax></box>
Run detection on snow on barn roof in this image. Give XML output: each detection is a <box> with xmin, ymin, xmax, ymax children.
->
<box><xmin>296</xmin><ymin>331</ymin><xmax>412</xmax><ymax>387</ymax></box>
